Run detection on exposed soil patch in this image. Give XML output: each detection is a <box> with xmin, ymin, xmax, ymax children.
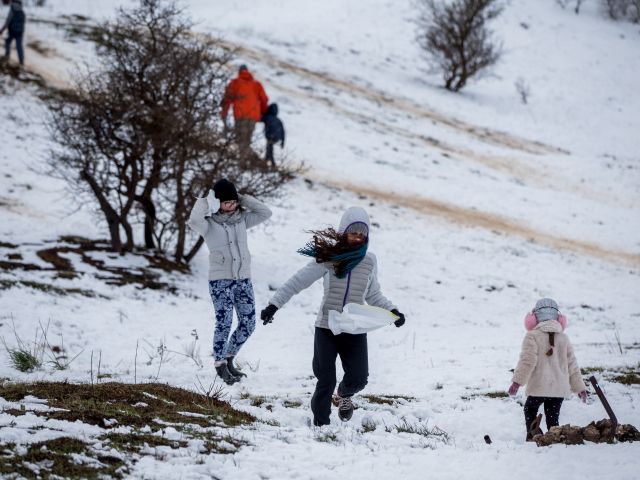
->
<box><xmin>0</xmin><ymin>436</ymin><xmax>126</xmax><ymax>479</ymax></box>
<box><xmin>0</xmin><ymin>381</ymin><xmax>255</xmax><ymax>478</ymax></box>
<box><xmin>362</xmin><ymin>394</ymin><xmax>417</xmax><ymax>405</ymax></box>
<box><xmin>0</xmin><ymin>381</ymin><xmax>254</xmax><ymax>430</ymax></box>
<box><xmin>0</xmin><ymin>236</ymin><xmax>189</xmax><ymax>294</ymax></box>
<box><xmin>582</xmin><ymin>365</ymin><xmax>640</xmax><ymax>386</ymax></box>
<box><xmin>0</xmin><ymin>61</ymin><xmax>49</xmax><ymax>90</ymax></box>
<box><xmin>0</xmin><ymin>278</ymin><xmax>103</xmax><ymax>298</ymax></box>
<box><xmin>461</xmin><ymin>391</ymin><xmax>509</xmax><ymax>401</ymax></box>
<box><xmin>26</xmin><ymin>40</ymin><xmax>55</xmax><ymax>57</ymax></box>
<box><xmin>534</xmin><ymin>419</ymin><xmax>640</xmax><ymax>446</ymax></box>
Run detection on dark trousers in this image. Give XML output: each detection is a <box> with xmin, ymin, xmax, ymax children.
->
<box><xmin>311</xmin><ymin>327</ymin><xmax>368</xmax><ymax>425</ymax></box>
<box><xmin>4</xmin><ymin>31</ymin><xmax>24</xmax><ymax>65</ymax></box>
<box><xmin>524</xmin><ymin>396</ymin><xmax>563</xmax><ymax>432</ymax></box>
<box><xmin>265</xmin><ymin>139</ymin><xmax>276</xmax><ymax>166</ymax></box>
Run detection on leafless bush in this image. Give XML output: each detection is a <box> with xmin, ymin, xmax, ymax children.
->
<box><xmin>48</xmin><ymin>0</ymin><xmax>298</xmax><ymax>264</ymax></box>
<box><xmin>416</xmin><ymin>0</ymin><xmax>503</xmax><ymax>92</ymax></box>
<box><xmin>604</xmin><ymin>0</ymin><xmax>640</xmax><ymax>21</ymax></box>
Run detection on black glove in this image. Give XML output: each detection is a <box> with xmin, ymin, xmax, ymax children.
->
<box><xmin>261</xmin><ymin>304</ymin><xmax>278</xmax><ymax>325</ymax></box>
<box><xmin>391</xmin><ymin>309</ymin><xmax>405</xmax><ymax>328</ymax></box>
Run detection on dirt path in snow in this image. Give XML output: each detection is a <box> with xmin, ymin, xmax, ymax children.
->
<box><xmin>274</xmin><ymin>82</ymin><xmax>633</xmax><ymax>207</ymax></box>
<box><xmin>310</xmin><ymin>176</ymin><xmax>640</xmax><ymax>267</ymax></box>
<box><xmin>222</xmin><ymin>39</ymin><xmax>635</xmax><ymax>206</ymax></box>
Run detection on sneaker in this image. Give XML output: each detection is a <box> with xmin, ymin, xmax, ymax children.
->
<box><xmin>226</xmin><ymin>356</ymin><xmax>247</xmax><ymax>378</ymax></box>
<box><xmin>335</xmin><ymin>394</ymin><xmax>354</xmax><ymax>422</ymax></box>
<box><xmin>215</xmin><ymin>363</ymin><xmax>239</xmax><ymax>385</ymax></box>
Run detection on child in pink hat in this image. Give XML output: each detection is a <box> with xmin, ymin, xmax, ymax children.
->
<box><xmin>508</xmin><ymin>298</ymin><xmax>587</xmax><ymax>441</ymax></box>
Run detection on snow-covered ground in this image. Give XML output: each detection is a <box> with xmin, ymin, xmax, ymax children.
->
<box><xmin>1</xmin><ymin>1</ymin><xmax>639</xmax><ymax>479</ymax></box>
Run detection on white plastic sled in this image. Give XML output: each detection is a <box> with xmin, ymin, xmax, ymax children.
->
<box><xmin>327</xmin><ymin>303</ymin><xmax>399</xmax><ymax>335</ymax></box>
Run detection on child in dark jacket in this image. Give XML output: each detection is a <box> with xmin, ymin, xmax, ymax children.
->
<box><xmin>261</xmin><ymin>103</ymin><xmax>285</xmax><ymax>167</ymax></box>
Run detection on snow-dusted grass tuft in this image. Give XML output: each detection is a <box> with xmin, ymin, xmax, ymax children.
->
<box><xmin>2</xmin><ymin>342</ymin><xmax>42</xmax><ymax>373</ymax></box>
<box><xmin>1</xmin><ymin>319</ymin><xmax>44</xmax><ymax>373</ymax></box>
<box><xmin>386</xmin><ymin>418</ymin><xmax>452</xmax><ymax>444</ymax></box>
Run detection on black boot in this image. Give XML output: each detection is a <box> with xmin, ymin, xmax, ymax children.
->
<box><xmin>226</xmin><ymin>356</ymin><xmax>247</xmax><ymax>378</ymax></box>
<box><xmin>215</xmin><ymin>363</ymin><xmax>239</xmax><ymax>385</ymax></box>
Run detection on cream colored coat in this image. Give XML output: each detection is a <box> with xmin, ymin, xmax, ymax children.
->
<box><xmin>512</xmin><ymin>320</ymin><xmax>586</xmax><ymax>398</ymax></box>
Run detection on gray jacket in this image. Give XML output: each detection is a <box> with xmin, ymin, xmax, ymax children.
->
<box><xmin>187</xmin><ymin>194</ymin><xmax>271</xmax><ymax>281</ymax></box>
<box><xmin>269</xmin><ymin>207</ymin><xmax>396</xmax><ymax>329</ymax></box>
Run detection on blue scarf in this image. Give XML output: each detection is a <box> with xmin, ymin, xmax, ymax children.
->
<box><xmin>297</xmin><ymin>241</ymin><xmax>368</xmax><ymax>279</ymax></box>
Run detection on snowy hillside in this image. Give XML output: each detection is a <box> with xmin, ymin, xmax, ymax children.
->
<box><xmin>1</xmin><ymin>0</ymin><xmax>639</xmax><ymax>479</ymax></box>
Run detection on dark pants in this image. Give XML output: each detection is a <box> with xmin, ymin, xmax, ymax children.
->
<box><xmin>4</xmin><ymin>31</ymin><xmax>24</xmax><ymax>65</ymax></box>
<box><xmin>265</xmin><ymin>139</ymin><xmax>276</xmax><ymax>166</ymax></box>
<box><xmin>311</xmin><ymin>327</ymin><xmax>368</xmax><ymax>425</ymax></box>
<box><xmin>524</xmin><ymin>396</ymin><xmax>563</xmax><ymax>432</ymax></box>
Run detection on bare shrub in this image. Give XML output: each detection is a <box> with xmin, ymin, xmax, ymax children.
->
<box><xmin>605</xmin><ymin>0</ymin><xmax>640</xmax><ymax>21</ymax></box>
<box><xmin>416</xmin><ymin>0</ymin><xmax>503</xmax><ymax>92</ymax></box>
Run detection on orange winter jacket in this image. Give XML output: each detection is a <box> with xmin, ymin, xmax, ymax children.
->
<box><xmin>221</xmin><ymin>70</ymin><xmax>269</xmax><ymax>122</ymax></box>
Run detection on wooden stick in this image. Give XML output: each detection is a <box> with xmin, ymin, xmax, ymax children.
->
<box><xmin>589</xmin><ymin>375</ymin><xmax>618</xmax><ymax>440</ymax></box>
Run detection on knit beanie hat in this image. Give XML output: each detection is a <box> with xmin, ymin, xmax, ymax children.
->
<box><xmin>213</xmin><ymin>179</ymin><xmax>238</xmax><ymax>202</ymax></box>
<box><xmin>533</xmin><ymin>298</ymin><xmax>559</xmax><ymax>322</ymax></box>
<box><xmin>344</xmin><ymin>221</ymin><xmax>369</xmax><ymax>238</ymax></box>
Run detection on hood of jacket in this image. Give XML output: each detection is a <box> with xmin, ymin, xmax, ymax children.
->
<box><xmin>11</xmin><ymin>0</ymin><xmax>23</xmax><ymax>10</ymax></box>
<box><xmin>534</xmin><ymin>319</ymin><xmax>563</xmax><ymax>333</ymax></box>
<box><xmin>338</xmin><ymin>207</ymin><xmax>370</xmax><ymax>234</ymax></box>
<box><xmin>237</xmin><ymin>69</ymin><xmax>255</xmax><ymax>82</ymax></box>
<box><xmin>264</xmin><ymin>103</ymin><xmax>278</xmax><ymax>116</ymax></box>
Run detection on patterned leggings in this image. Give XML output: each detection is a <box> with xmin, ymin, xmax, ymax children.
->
<box><xmin>209</xmin><ymin>279</ymin><xmax>256</xmax><ymax>362</ymax></box>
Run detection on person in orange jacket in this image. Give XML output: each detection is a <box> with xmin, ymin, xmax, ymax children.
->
<box><xmin>221</xmin><ymin>65</ymin><xmax>269</xmax><ymax>159</ymax></box>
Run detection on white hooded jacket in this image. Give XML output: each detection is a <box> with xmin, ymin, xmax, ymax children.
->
<box><xmin>512</xmin><ymin>320</ymin><xmax>586</xmax><ymax>398</ymax></box>
<box><xmin>269</xmin><ymin>207</ymin><xmax>396</xmax><ymax>330</ymax></box>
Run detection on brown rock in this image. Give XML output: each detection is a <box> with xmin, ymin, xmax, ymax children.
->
<box><xmin>583</xmin><ymin>422</ymin><xmax>600</xmax><ymax>443</ymax></box>
<box><xmin>563</xmin><ymin>426</ymin><xmax>584</xmax><ymax>445</ymax></box>
<box><xmin>616</xmin><ymin>424</ymin><xmax>640</xmax><ymax>443</ymax></box>
<box><xmin>533</xmin><ymin>419</ymin><xmax>640</xmax><ymax>447</ymax></box>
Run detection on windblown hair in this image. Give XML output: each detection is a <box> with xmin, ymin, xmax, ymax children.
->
<box><xmin>297</xmin><ymin>228</ymin><xmax>368</xmax><ymax>278</ymax></box>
